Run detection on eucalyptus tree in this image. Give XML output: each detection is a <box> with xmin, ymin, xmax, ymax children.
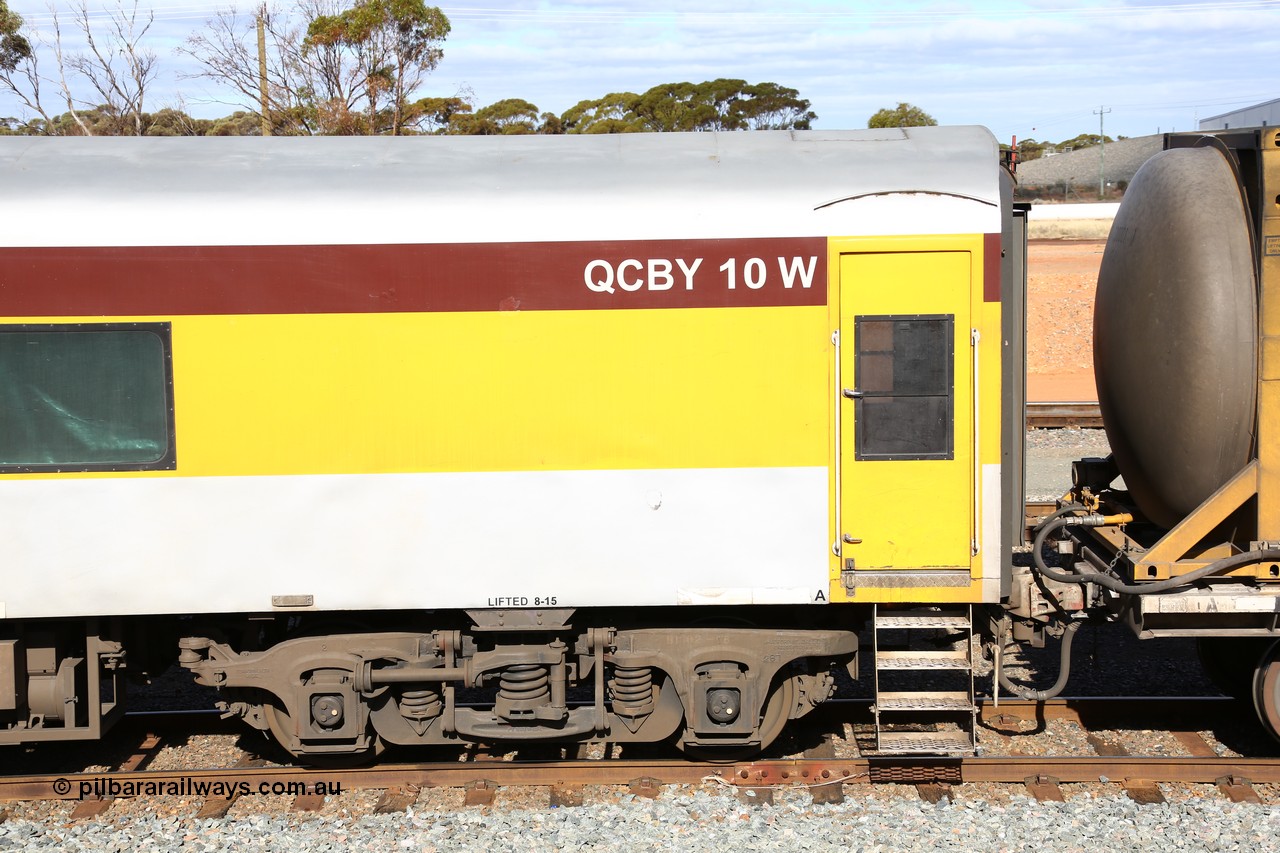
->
<box><xmin>184</xmin><ymin>0</ymin><xmax>449</xmax><ymax>135</ymax></box>
<box><xmin>303</xmin><ymin>0</ymin><xmax>449</xmax><ymax>134</ymax></box>
<box><xmin>559</xmin><ymin>79</ymin><xmax>815</xmax><ymax>134</ymax></box>
<box><xmin>867</xmin><ymin>103</ymin><xmax>937</xmax><ymax>128</ymax></box>
<box><xmin>0</xmin><ymin>0</ymin><xmax>156</xmax><ymax>135</ymax></box>
<box><xmin>0</xmin><ymin>0</ymin><xmax>31</xmax><ymax>73</ymax></box>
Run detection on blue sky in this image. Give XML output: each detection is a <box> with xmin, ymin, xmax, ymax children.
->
<box><xmin>4</xmin><ymin>0</ymin><xmax>1278</xmax><ymax>141</ymax></box>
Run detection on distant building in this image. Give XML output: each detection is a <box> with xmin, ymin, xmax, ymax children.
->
<box><xmin>1199</xmin><ymin>98</ymin><xmax>1280</xmax><ymax>131</ymax></box>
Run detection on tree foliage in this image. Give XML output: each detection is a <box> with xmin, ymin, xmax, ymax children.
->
<box><xmin>867</xmin><ymin>102</ymin><xmax>936</xmax><ymax>129</ymax></box>
<box><xmin>558</xmin><ymin>79</ymin><xmax>814</xmax><ymax>134</ymax></box>
<box><xmin>447</xmin><ymin>97</ymin><xmax>541</xmax><ymax>134</ymax></box>
<box><xmin>183</xmin><ymin>1</ymin><xmax>353</xmax><ymax>135</ymax></box>
<box><xmin>0</xmin><ymin>0</ymin><xmax>156</xmax><ymax>135</ymax></box>
<box><xmin>65</xmin><ymin>0</ymin><xmax>158</xmax><ymax>135</ymax></box>
<box><xmin>302</xmin><ymin>0</ymin><xmax>448</xmax><ymax>134</ymax></box>
<box><xmin>1013</xmin><ymin>133</ymin><xmax>1116</xmax><ymax>162</ymax></box>
<box><xmin>6</xmin><ymin>13</ymin><xmax>814</xmax><ymax>139</ymax></box>
<box><xmin>560</xmin><ymin>91</ymin><xmax>641</xmax><ymax>134</ymax></box>
<box><xmin>631</xmin><ymin>81</ymin><xmax>719</xmax><ymax>131</ymax></box>
<box><xmin>183</xmin><ymin>0</ymin><xmax>448</xmax><ymax>135</ymax></box>
<box><xmin>0</xmin><ymin>103</ymin><xmax>227</xmax><ymax>136</ymax></box>
<box><xmin>434</xmin><ymin>79</ymin><xmax>814</xmax><ymax>136</ymax></box>
<box><xmin>734</xmin><ymin>82</ymin><xmax>819</xmax><ymax>129</ymax></box>
<box><xmin>0</xmin><ymin>0</ymin><xmax>31</xmax><ymax>73</ymax></box>
<box><xmin>1055</xmin><ymin>132</ymin><xmax>1112</xmax><ymax>151</ymax></box>
<box><xmin>406</xmin><ymin>94</ymin><xmax>470</xmax><ymax>133</ymax></box>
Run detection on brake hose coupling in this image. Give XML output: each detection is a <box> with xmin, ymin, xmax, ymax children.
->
<box><xmin>1060</xmin><ymin>513</ymin><xmax>1133</xmax><ymax>527</ymax></box>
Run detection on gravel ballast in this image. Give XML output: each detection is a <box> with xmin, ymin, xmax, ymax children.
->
<box><xmin>1025</xmin><ymin>428</ymin><xmax>1112</xmax><ymax>501</ymax></box>
<box><xmin>3</xmin><ymin>788</ymin><xmax>1279</xmax><ymax>852</ymax></box>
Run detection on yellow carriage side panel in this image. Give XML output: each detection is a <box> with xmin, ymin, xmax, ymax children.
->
<box><xmin>3</xmin><ymin>306</ymin><xmax>829</xmax><ymax>479</ymax></box>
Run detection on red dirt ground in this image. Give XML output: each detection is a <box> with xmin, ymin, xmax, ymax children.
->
<box><xmin>1026</xmin><ymin>239</ymin><xmax>1103</xmax><ymax>402</ymax></box>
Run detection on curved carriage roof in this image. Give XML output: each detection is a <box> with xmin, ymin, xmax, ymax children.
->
<box><xmin>0</xmin><ymin>127</ymin><xmax>1002</xmax><ymax>247</ymax></box>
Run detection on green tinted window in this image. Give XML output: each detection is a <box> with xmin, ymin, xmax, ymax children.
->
<box><xmin>0</xmin><ymin>324</ymin><xmax>174</xmax><ymax>471</ymax></box>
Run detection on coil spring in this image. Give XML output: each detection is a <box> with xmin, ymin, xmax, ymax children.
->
<box><xmin>609</xmin><ymin>665</ymin><xmax>655</xmax><ymax>715</ymax></box>
<box><xmin>499</xmin><ymin>664</ymin><xmax>550</xmax><ymax>704</ymax></box>
<box><xmin>398</xmin><ymin>688</ymin><xmax>442</xmax><ymax>722</ymax></box>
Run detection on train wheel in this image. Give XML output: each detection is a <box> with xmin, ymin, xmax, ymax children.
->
<box><xmin>1253</xmin><ymin>640</ymin><xmax>1280</xmax><ymax>742</ymax></box>
<box><xmin>1198</xmin><ymin>637</ymin><xmax>1272</xmax><ymax>700</ymax></box>
<box><xmin>677</xmin><ymin>673</ymin><xmax>797</xmax><ymax>761</ymax></box>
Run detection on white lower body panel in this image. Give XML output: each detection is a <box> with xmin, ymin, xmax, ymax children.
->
<box><xmin>1</xmin><ymin>467</ymin><xmax>829</xmax><ymax>618</ymax></box>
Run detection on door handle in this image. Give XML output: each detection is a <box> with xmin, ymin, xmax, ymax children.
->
<box><xmin>841</xmin><ymin>388</ymin><xmax>863</xmax><ymax>399</ymax></box>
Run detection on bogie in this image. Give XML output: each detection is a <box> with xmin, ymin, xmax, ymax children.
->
<box><xmin>177</xmin><ymin>621</ymin><xmax>855</xmax><ymax>760</ymax></box>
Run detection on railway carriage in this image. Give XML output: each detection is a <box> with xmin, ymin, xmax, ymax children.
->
<box><xmin>0</xmin><ymin>125</ymin><xmax>1278</xmax><ymax>761</ymax></box>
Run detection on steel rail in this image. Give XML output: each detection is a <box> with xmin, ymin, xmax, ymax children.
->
<box><xmin>0</xmin><ymin>697</ymin><xmax>1261</xmax><ymax>803</ymax></box>
<box><xmin>4</xmin><ymin>752</ymin><xmax>1279</xmax><ymax>803</ymax></box>
<box><xmin>1026</xmin><ymin>401</ymin><xmax>1101</xmax><ymax>429</ymax></box>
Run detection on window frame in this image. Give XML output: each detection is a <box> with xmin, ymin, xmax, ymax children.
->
<box><xmin>853</xmin><ymin>312</ymin><xmax>955</xmax><ymax>462</ymax></box>
<box><xmin>0</xmin><ymin>321</ymin><xmax>177</xmax><ymax>474</ymax></box>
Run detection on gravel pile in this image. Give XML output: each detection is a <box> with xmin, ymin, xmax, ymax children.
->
<box><xmin>4</xmin><ymin>787</ymin><xmax>1280</xmax><ymax>852</ymax></box>
<box><xmin>1018</xmin><ymin>135</ymin><xmax>1164</xmax><ymax>194</ymax></box>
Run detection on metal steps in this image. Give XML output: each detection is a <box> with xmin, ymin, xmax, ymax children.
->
<box><xmin>875</xmin><ymin>691</ymin><xmax>973</xmax><ymax>712</ymax></box>
<box><xmin>875</xmin><ymin>650</ymin><xmax>971</xmax><ymax>670</ymax></box>
<box><xmin>875</xmin><ymin>731</ymin><xmax>975</xmax><ymax>755</ymax></box>
<box><xmin>871</xmin><ymin>605</ymin><xmax>976</xmax><ymax>755</ymax></box>
<box><xmin>874</xmin><ymin>613</ymin><xmax>971</xmax><ymax>629</ymax></box>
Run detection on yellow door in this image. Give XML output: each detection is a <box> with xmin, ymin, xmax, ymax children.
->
<box><xmin>839</xmin><ymin>251</ymin><xmax>972</xmax><ymax>570</ymax></box>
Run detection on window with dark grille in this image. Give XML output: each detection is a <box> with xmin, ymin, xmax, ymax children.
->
<box><xmin>854</xmin><ymin>314</ymin><xmax>954</xmax><ymax>460</ymax></box>
<box><xmin>0</xmin><ymin>323</ymin><xmax>175</xmax><ymax>472</ymax></box>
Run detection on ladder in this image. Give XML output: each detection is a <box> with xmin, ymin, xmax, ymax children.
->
<box><xmin>871</xmin><ymin>605</ymin><xmax>976</xmax><ymax>755</ymax></box>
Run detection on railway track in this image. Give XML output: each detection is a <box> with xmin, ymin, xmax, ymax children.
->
<box><xmin>2</xmin><ymin>698</ymin><xmax>1274</xmax><ymax>813</ymax></box>
<box><xmin>1025</xmin><ymin>401</ymin><xmax>1102</xmax><ymax>429</ymax></box>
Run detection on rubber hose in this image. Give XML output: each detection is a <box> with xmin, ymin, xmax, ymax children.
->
<box><xmin>1032</xmin><ymin>514</ymin><xmax>1280</xmax><ymax>594</ymax></box>
<box><xmin>997</xmin><ymin>619</ymin><xmax>1081</xmax><ymax>701</ymax></box>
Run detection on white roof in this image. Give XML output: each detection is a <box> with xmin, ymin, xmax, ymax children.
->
<box><xmin>0</xmin><ymin>127</ymin><xmax>1002</xmax><ymax>247</ymax></box>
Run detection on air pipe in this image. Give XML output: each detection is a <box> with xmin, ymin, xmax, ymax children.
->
<box><xmin>1031</xmin><ymin>509</ymin><xmax>1280</xmax><ymax>595</ymax></box>
<box><xmin>997</xmin><ymin>618</ymin><xmax>1081</xmax><ymax>701</ymax></box>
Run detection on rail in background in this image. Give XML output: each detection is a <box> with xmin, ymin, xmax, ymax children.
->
<box><xmin>1026</xmin><ymin>401</ymin><xmax>1101</xmax><ymax>429</ymax></box>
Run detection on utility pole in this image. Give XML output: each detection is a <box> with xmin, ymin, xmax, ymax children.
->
<box><xmin>1094</xmin><ymin>105</ymin><xmax>1111</xmax><ymax>199</ymax></box>
<box><xmin>257</xmin><ymin>5</ymin><xmax>270</xmax><ymax>136</ymax></box>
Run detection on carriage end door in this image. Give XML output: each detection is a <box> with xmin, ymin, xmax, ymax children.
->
<box><xmin>838</xmin><ymin>250</ymin><xmax>973</xmax><ymax>571</ymax></box>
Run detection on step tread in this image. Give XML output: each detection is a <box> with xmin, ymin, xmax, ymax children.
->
<box><xmin>875</xmin><ymin>731</ymin><xmax>975</xmax><ymax>755</ymax></box>
<box><xmin>875</xmin><ymin>615</ymin><xmax>971</xmax><ymax>629</ymax></box>
<box><xmin>876</xmin><ymin>691</ymin><xmax>974</xmax><ymax>712</ymax></box>
<box><xmin>876</xmin><ymin>650</ymin><xmax>971</xmax><ymax>670</ymax></box>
